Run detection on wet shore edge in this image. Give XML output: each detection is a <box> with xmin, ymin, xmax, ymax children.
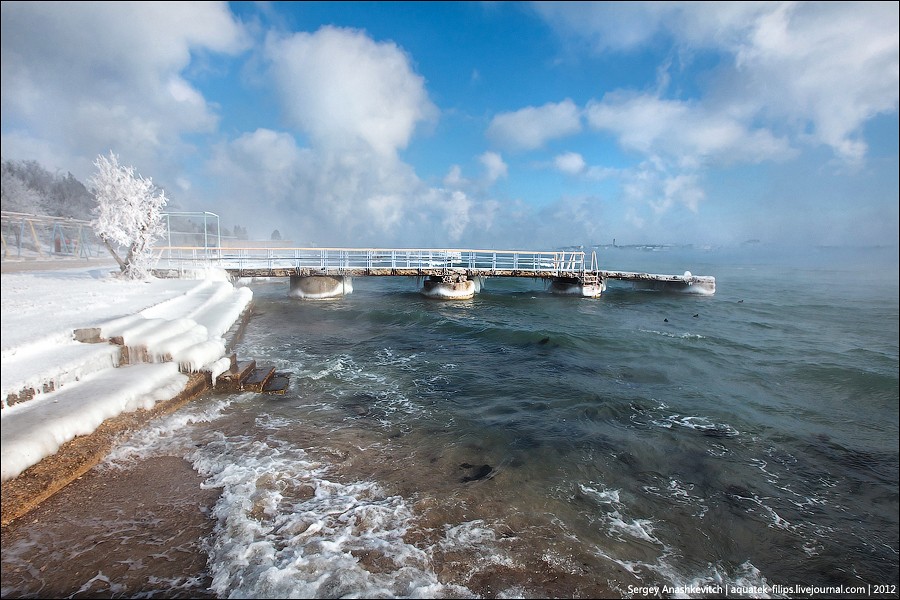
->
<box><xmin>1</xmin><ymin>296</ymin><xmax>255</xmax><ymax>528</ymax></box>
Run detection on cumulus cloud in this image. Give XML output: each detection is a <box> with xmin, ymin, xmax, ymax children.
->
<box><xmin>443</xmin><ymin>165</ymin><xmax>467</xmax><ymax>188</ymax></box>
<box><xmin>208</xmin><ymin>127</ymin><xmax>409</xmax><ymax>244</ymax></box>
<box><xmin>0</xmin><ymin>1</ymin><xmax>248</xmax><ymax>179</ymax></box>
<box><xmin>727</xmin><ymin>2</ymin><xmax>899</xmax><ymax>164</ymax></box>
<box><xmin>479</xmin><ymin>151</ymin><xmax>508</xmax><ymax>183</ymax></box>
<box><xmin>207</xmin><ymin>128</ymin><xmax>516</xmax><ymax>247</ymax></box>
<box><xmin>195</xmin><ymin>25</ymin><xmax>508</xmax><ymax>247</ymax></box>
<box><xmin>534</xmin><ymin>2</ymin><xmax>899</xmax><ymax>165</ymax></box>
<box><xmin>265</xmin><ymin>26</ymin><xmax>438</xmax><ymax>159</ymax></box>
<box><xmin>487</xmin><ymin>99</ymin><xmax>582</xmax><ymax>151</ymax></box>
<box><xmin>554</xmin><ymin>152</ymin><xmax>586</xmax><ymax>175</ymax></box>
<box><xmin>621</xmin><ymin>158</ymin><xmax>706</xmax><ymax>221</ymax></box>
<box><xmin>584</xmin><ymin>92</ymin><xmax>794</xmax><ymax>167</ymax></box>
<box><xmin>532</xmin><ymin>1</ymin><xmax>675</xmax><ymax>52</ymax></box>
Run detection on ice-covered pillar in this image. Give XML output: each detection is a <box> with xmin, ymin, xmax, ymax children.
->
<box><xmin>549</xmin><ymin>276</ymin><xmax>605</xmax><ymax>298</ymax></box>
<box><xmin>420</xmin><ymin>273</ymin><xmax>478</xmax><ymax>300</ymax></box>
<box><xmin>289</xmin><ymin>275</ymin><xmax>353</xmax><ymax>299</ymax></box>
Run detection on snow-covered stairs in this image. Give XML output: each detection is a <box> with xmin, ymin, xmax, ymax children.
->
<box><xmin>1</xmin><ymin>279</ymin><xmax>252</xmax><ymax>482</ymax></box>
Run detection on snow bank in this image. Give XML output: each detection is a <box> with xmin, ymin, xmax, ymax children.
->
<box><xmin>1</xmin><ymin>266</ymin><xmax>253</xmax><ymax>481</ymax></box>
<box><xmin>1</xmin><ymin>363</ymin><xmax>188</xmax><ymax>480</ymax></box>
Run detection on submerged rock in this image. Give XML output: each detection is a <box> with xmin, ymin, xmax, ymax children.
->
<box><xmin>459</xmin><ymin>463</ymin><xmax>494</xmax><ymax>482</ymax></box>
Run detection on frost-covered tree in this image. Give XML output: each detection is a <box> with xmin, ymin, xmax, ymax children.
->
<box><xmin>90</xmin><ymin>152</ymin><xmax>168</xmax><ymax>279</ymax></box>
<box><xmin>1</xmin><ymin>168</ymin><xmax>47</xmax><ymax>215</ymax></box>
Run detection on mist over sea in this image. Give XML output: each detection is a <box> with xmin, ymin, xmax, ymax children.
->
<box><xmin>2</xmin><ymin>245</ymin><xmax>898</xmax><ymax>598</ymax></box>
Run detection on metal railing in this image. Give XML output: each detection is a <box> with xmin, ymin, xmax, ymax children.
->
<box><xmin>154</xmin><ymin>246</ymin><xmax>590</xmax><ymax>277</ymax></box>
<box><xmin>161</xmin><ymin>211</ymin><xmax>221</xmax><ymax>249</ymax></box>
<box><xmin>1</xmin><ymin>211</ymin><xmax>104</xmax><ymax>260</ymax></box>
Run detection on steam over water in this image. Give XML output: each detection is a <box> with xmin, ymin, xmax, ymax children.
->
<box><xmin>2</xmin><ymin>247</ymin><xmax>898</xmax><ymax>598</ymax></box>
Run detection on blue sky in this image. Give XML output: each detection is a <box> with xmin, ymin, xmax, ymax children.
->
<box><xmin>2</xmin><ymin>1</ymin><xmax>897</xmax><ymax>250</ymax></box>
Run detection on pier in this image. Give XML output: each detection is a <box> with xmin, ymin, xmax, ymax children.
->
<box><xmin>153</xmin><ymin>247</ymin><xmax>715</xmax><ymax>299</ymax></box>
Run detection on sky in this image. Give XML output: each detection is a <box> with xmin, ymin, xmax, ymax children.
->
<box><xmin>1</xmin><ymin>1</ymin><xmax>898</xmax><ymax>251</ymax></box>
<box><xmin>1</xmin><ymin>264</ymin><xmax>250</xmax><ymax>481</ymax></box>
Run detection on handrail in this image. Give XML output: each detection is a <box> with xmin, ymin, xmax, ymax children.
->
<box><xmin>154</xmin><ymin>246</ymin><xmax>589</xmax><ymax>277</ymax></box>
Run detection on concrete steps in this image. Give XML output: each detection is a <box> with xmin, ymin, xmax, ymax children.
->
<box><xmin>214</xmin><ymin>354</ymin><xmax>290</xmax><ymax>395</ymax></box>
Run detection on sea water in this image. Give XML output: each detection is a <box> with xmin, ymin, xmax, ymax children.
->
<box><xmin>2</xmin><ymin>246</ymin><xmax>898</xmax><ymax>598</ymax></box>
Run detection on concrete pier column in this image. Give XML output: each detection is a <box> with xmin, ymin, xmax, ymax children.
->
<box><xmin>549</xmin><ymin>277</ymin><xmax>606</xmax><ymax>298</ymax></box>
<box><xmin>289</xmin><ymin>275</ymin><xmax>353</xmax><ymax>299</ymax></box>
<box><xmin>631</xmin><ymin>277</ymin><xmax>716</xmax><ymax>295</ymax></box>
<box><xmin>420</xmin><ymin>274</ymin><xmax>476</xmax><ymax>300</ymax></box>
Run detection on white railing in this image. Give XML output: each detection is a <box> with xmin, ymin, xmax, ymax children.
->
<box><xmin>154</xmin><ymin>247</ymin><xmax>589</xmax><ymax>277</ymax></box>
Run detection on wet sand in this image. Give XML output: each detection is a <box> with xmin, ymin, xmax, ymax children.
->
<box><xmin>1</xmin><ymin>455</ymin><xmax>220</xmax><ymax>598</ymax></box>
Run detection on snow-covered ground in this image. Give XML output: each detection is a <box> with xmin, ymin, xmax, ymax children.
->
<box><xmin>1</xmin><ymin>263</ymin><xmax>252</xmax><ymax>481</ymax></box>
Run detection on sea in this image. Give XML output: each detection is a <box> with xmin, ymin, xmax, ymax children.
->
<box><xmin>2</xmin><ymin>245</ymin><xmax>898</xmax><ymax>599</ymax></box>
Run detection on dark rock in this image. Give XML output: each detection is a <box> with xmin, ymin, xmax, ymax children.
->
<box><xmin>460</xmin><ymin>463</ymin><xmax>494</xmax><ymax>482</ymax></box>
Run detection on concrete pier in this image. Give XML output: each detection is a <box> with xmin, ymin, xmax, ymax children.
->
<box><xmin>549</xmin><ymin>277</ymin><xmax>606</xmax><ymax>298</ymax></box>
<box><xmin>601</xmin><ymin>270</ymin><xmax>716</xmax><ymax>295</ymax></box>
<box><xmin>421</xmin><ymin>274</ymin><xmax>477</xmax><ymax>300</ymax></box>
<box><xmin>153</xmin><ymin>247</ymin><xmax>717</xmax><ymax>300</ymax></box>
<box><xmin>289</xmin><ymin>275</ymin><xmax>353</xmax><ymax>299</ymax></box>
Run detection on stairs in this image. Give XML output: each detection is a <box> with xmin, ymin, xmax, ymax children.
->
<box><xmin>215</xmin><ymin>354</ymin><xmax>290</xmax><ymax>395</ymax></box>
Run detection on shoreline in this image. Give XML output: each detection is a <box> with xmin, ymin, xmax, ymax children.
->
<box><xmin>1</xmin><ymin>287</ymin><xmax>255</xmax><ymax>528</ymax></box>
<box><xmin>0</xmin><ymin>371</ymin><xmax>211</xmax><ymax>527</ymax></box>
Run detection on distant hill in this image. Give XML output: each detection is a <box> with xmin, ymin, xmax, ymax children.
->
<box><xmin>1</xmin><ymin>158</ymin><xmax>95</xmax><ymax>220</ymax></box>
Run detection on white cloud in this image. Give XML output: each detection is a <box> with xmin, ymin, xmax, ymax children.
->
<box><xmin>479</xmin><ymin>151</ymin><xmax>508</xmax><ymax>183</ymax></box>
<box><xmin>443</xmin><ymin>165</ymin><xmax>467</xmax><ymax>188</ymax></box>
<box><xmin>554</xmin><ymin>152</ymin><xmax>586</xmax><ymax>175</ymax></box>
<box><xmin>208</xmin><ymin>128</ymin><xmax>503</xmax><ymax>246</ymax></box>
<box><xmin>487</xmin><ymin>99</ymin><xmax>582</xmax><ymax>151</ymax></box>
<box><xmin>208</xmin><ymin>128</ymin><xmax>308</xmax><ymax>206</ymax></box>
<box><xmin>532</xmin><ymin>1</ymin><xmax>674</xmax><ymax>52</ymax></box>
<box><xmin>727</xmin><ymin>2</ymin><xmax>899</xmax><ymax>164</ymax></box>
<box><xmin>585</xmin><ymin>92</ymin><xmax>794</xmax><ymax>167</ymax></box>
<box><xmin>265</xmin><ymin>26</ymin><xmax>438</xmax><ymax>159</ymax></box>
<box><xmin>535</xmin><ymin>2</ymin><xmax>899</xmax><ymax>165</ymax></box>
<box><xmin>622</xmin><ymin>159</ymin><xmax>706</xmax><ymax>219</ymax></box>
<box><xmin>0</xmin><ymin>2</ymin><xmax>248</xmax><ymax>179</ymax></box>
<box><xmin>201</xmin><ymin>26</ymin><xmax>480</xmax><ymax>246</ymax></box>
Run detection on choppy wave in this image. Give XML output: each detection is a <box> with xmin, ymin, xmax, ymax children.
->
<box><xmin>187</xmin><ymin>435</ymin><xmax>475</xmax><ymax>598</ymax></box>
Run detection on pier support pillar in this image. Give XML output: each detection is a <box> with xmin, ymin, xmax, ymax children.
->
<box><xmin>420</xmin><ymin>273</ymin><xmax>478</xmax><ymax>300</ymax></box>
<box><xmin>630</xmin><ymin>274</ymin><xmax>716</xmax><ymax>295</ymax></box>
<box><xmin>289</xmin><ymin>275</ymin><xmax>353</xmax><ymax>299</ymax></box>
<box><xmin>549</xmin><ymin>277</ymin><xmax>606</xmax><ymax>298</ymax></box>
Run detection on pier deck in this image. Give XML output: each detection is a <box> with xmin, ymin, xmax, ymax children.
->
<box><xmin>153</xmin><ymin>247</ymin><xmax>715</xmax><ymax>295</ymax></box>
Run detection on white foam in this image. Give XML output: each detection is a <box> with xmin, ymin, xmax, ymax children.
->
<box><xmin>579</xmin><ymin>483</ymin><xmax>620</xmax><ymax>505</ymax></box>
<box><xmin>731</xmin><ymin>492</ymin><xmax>795</xmax><ymax>532</ymax></box>
<box><xmin>578</xmin><ymin>483</ymin><xmax>663</xmax><ymax>545</ymax></box>
<box><xmin>102</xmin><ymin>398</ymin><xmax>237</xmax><ymax>467</ymax></box>
<box><xmin>640</xmin><ymin>329</ymin><xmax>706</xmax><ymax>340</ymax></box>
<box><xmin>187</xmin><ymin>435</ymin><xmax>477</xmax><ymax>598</ymax></box>
<box><xmin>653</xmin><ymin>414</ymin><xmax>740</xmax><ymax>438</ymax></box>
<box><xmin>642</xmin><ymin>479</ymin><xmax>709</xmax><ymax>519</ymax></box>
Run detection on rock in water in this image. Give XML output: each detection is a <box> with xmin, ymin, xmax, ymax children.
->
<box><xmin>460</xmin><ymin>463</ymin><xmax>494</xmax><ymax>482</ymax></box>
